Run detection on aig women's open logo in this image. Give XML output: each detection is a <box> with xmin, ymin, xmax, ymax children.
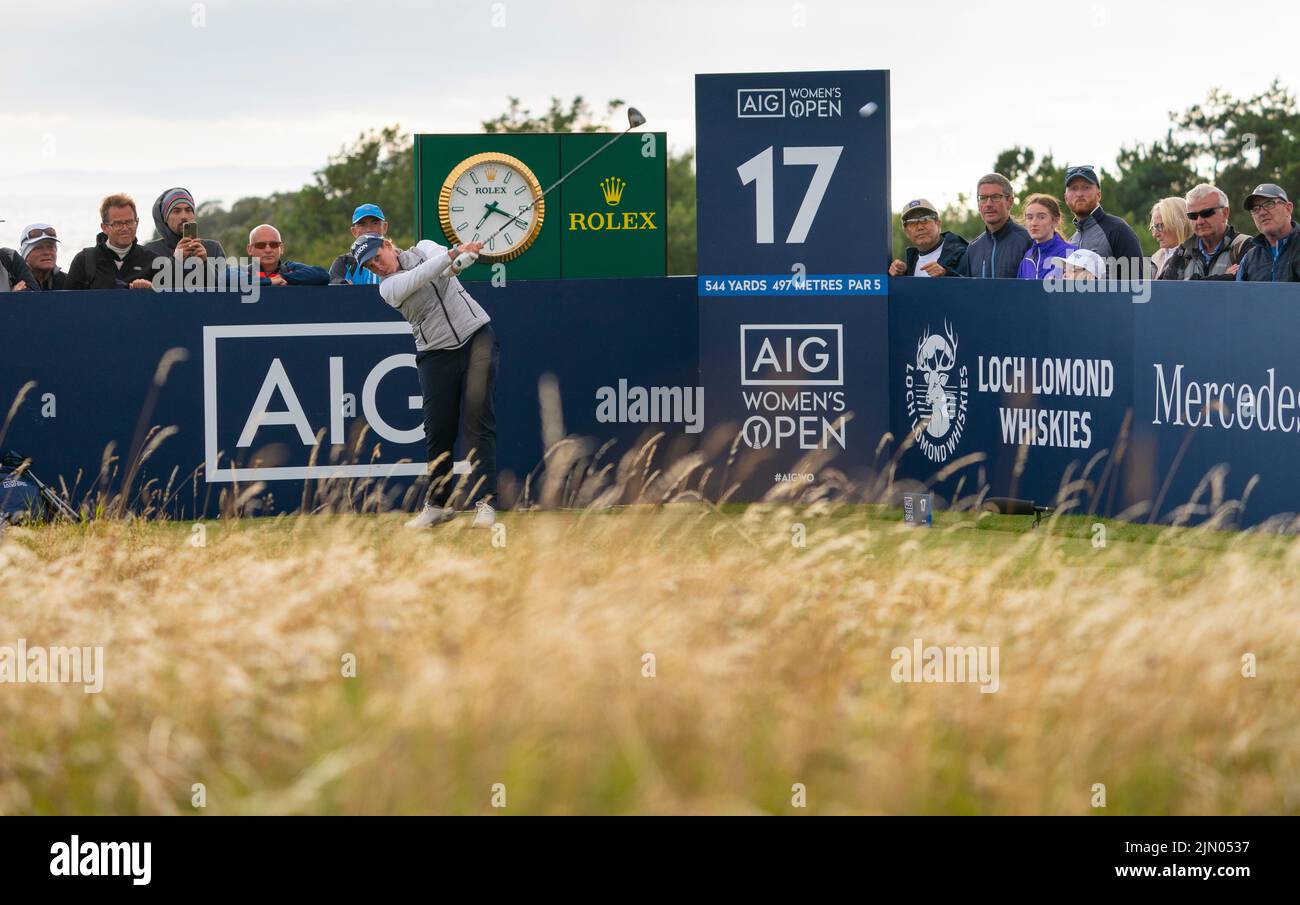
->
<box><xmin>905</xmin><ymin>321</ymin><xmax>968</xmax><ymax>463</ymax></box>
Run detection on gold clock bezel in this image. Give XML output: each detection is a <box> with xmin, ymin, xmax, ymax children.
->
<box><xmin>437</xmin><ymin>152</ymin><xmax>545</xmax><ymax>264</ymax></box>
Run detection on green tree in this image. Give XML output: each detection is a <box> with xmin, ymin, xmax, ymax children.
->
<box><xmin>195</xmin><ymin>96</ymin><xmax>697</xmax><ymax>274</ymax></box>
<box><xmin>197</xmin><ymin>125</ymin><xmax>416</xmax><ymax>269</ymax></box>
<box><xmin>481</xmin><ymin>95</ymin><xmax>626</xmax><ymax>133</ymax></box>
<box><xmin>992</xmin><ymin>146</ymin><xmax>1071</xmax><ymax>203</ymax></box>
<box><xmin>665</xmin><ymin>148</ymin><xmax>697</xmax><ymax>275</ymax></box>
<box><xmin>1173</xmin><ymin>80</ymin><xmax>1300</xmax><ymax>238</ymax></box>
<box><xmin>1106</xmin><ymin>133</ymin><xmax>1199</xmax><ymax>254</ymax></box>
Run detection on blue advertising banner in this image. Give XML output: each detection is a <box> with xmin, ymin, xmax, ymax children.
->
<box><xmin>888</xmin><ymin>278</ymin><xmax>1135</xmax><ymax>514</ymax></box>
<box><xmin>695</xmin><ymin>70</ymin><xmax>893</xmax><ymax>500</ymax></box>
<box><xmin>1</xmin><ymin>279</ymin><xmax>698</xmax><ymax>518</ymax></box>
<box><xmin>1132</xmin><ymin>280</ymin><xmax>1300</xmax><ymax>528</ymax></box>
<box><xmin>888</xmin><ymin>277</ymin><xmax>1300</xmax><ymax>529</ymax></box>
<box><xmin>9</xmin><ymin>276</ymin><xmax>1300</xmax><ymax>527</ymax></box>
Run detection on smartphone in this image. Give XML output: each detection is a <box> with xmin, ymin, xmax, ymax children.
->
<box><xmin>182</xmin><ymin>221</ymin><xmax>198</xmax><ymax>240</ymax></box>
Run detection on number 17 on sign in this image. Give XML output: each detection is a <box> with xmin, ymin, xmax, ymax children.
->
<box><xmin>903</xmin><ymin>492</ymin><xmax>932</xmax><ymax>527</ymax></box>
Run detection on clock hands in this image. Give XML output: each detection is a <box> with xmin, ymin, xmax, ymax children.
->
<box><xmin>480</xmin><ymin>201</ymin><xmax>527</xmax><ymax>230</ymax></box>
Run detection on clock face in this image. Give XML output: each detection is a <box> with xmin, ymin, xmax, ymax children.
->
<box><xmin>438</xmin><ymin>152</ymin><xmax>545</xmax><ymax>264</ymax></box>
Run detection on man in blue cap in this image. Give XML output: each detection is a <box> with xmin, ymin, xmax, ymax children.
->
<box><xmin>1236</xmin><ymin>184</ymin><xmax>1300</xmax><ymax>282</ymax></box>
<box><xmin>328</xmin><ymin>203</ymin><xmax>388</xmax><ymax>285</ymax></box>
<box><xmin>1063</xmin><ymin>165</ymin><xmax>1145</xmax><ymax>279</ymax></box>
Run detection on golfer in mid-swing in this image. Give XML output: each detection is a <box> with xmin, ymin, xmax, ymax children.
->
<box><xmin>351</xmin><ymin>233</ymin><xmax>498</xmax><ymax>528</ymax></box>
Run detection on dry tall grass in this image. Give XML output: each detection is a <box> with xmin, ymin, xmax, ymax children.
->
<box><xmin>1</xmin><ymin>502</ymin><xmax>1296</xmax><ymax>815</ymax></box>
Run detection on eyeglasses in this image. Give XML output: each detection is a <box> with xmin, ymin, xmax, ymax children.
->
<box><xmin>976</xmin><ymin>193</ymin><xmax>1008</xmax><ymax>204</ymax></box>
<box><xmin>903</xmin><ymin>215</ymin><xmax>938</xmax><ymax>226</ymax></box>
<box><xmin>1186</xmin><ymin>206</ymin><xmax>1222</xmax><ymax>220</ymax></box>
<box><xmin>105</xmin><ymin>218</ymin><xmax>138</xmax><ymax>229</ymax></box>
<box><xmin>1250</xmin><ymin>199</ymin><xmax>1286</xmax><ymax>213</ymax></box>
<box><xmin>251</xmin><ymin>241</ymin><xmax>283</xmax><ymax>250</ymax></box>
<box><xmin>25</xmin><ymin>227</ymin><xmax>57</xmax><ymax>240</ymax></box>
<box><xmin>1151</xmin><ymin>222</ymin><xmax>1165</xmax><ymax>233</ymax></box>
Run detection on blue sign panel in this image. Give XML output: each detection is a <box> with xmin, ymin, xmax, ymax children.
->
<box><xmin>695</xmin><ymin>70</ymin><xmax>893</xmax><ymax>499</ymax></box>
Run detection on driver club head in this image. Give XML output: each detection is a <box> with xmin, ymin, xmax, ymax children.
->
<box><xmin>626</xmin><ymin>107</ymin><xmax>646</xmax><ymax>129</ymax></box>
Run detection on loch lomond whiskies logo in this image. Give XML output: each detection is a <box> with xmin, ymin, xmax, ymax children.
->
<box><xmin>905</xmin><ymin>321</ymin><xmax>969</xmax><ymax>463</ymax></box>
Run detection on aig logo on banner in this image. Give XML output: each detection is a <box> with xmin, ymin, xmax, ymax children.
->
<box><xmin>203</xmin><ymin>322</ymin><xmax>428</xmax><ymax>483</ymax></box>
<box><xmin>737</xmin><ymin>86</ymin><xmax>844</xmax><ymax>119</ymax></box>
<box><xmin>737</xmin><ymin>88</ymin><xmax>786</xmax><ymax>118</ymax></box>
<box><xmin>738</xmin><ymin>324</ymin><xmax>848</xmax><ymax>451</ymax></box>
<box><xmin>740</xmin><ymin>324</ymin><xmax>843</xmax><ymax>385</ymax></box>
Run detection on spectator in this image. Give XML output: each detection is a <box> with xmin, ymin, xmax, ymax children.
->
<box><xmin>955</xmin><ymin>173</ymin><xmax>1032</xmax><ymax>278</ymax></box>
<box><xmin>329</xmin><ymin>203</ymin><xmax>387</xmax><ymax>285</ymax></box>
<box><xmin>1148</xmin><ymin>197</ymin><xmax>1189</xmax><ymax>279</ymax></box>
<box><xmin>17</xmin><ymin>224</ymin><xmax>65</xmax><ymax>290</ymax></box>
<box><xmin>1062</xmin><ymin>248</ymin><xmax>1105</xmax><ymax>280</ymax></box>
<box><xmin>1016</xmin><ymin>194</ymin><xmax>1076</xmax><ymax>279</ymax></box>
<box><xmin>0</xmin><ymin>231</ymin><xmax>37</xmax><ymax>293</ymax></box>
<box><xmin>1237</xmin><ymin>184</ymin><xmax>1300</xmax><ymax>282</ymax></box>
<box><xmin>143</xmin><ymin>188</ymin><xmax>226</xmax><ymax>262</ymax></box>
<box><xmin>240</xmin><ymin>224</ymin><xmax>329</xmax><ymax>286</ymax></box>
<box><xmin>1063</xmin><ymin>165</ymin><xmax>1145</xmax><ymax>278</ymax></box>
<box><xmin>64</xmin><ymin>194</ymin><xmax>161</xmax><ymax>290</ymax></box>
<box><xmin>1160</xmin><ymin>184</ymin><xmax>1250</xmax><ymax>281</ymax></box>
<box><xmin>887</xmin><ymin>199</ymin><xmax>967</xmax><ymax>277</ymax></box>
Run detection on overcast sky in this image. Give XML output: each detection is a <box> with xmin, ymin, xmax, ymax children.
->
<box><xmin>5</xmin><ymin>0</ymin><xmax>1300</xmax><ymax>253</ymax></box>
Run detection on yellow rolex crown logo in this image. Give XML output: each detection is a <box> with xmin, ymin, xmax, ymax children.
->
<box><xmin>600</xmin><ymin>176</ymin><xmax>626</xmax><ymax>206</ymax></box>
<box><xmin>485</xmin><ymin>165</ymin><xmax>498</xmax><ymax>181</ymax></box>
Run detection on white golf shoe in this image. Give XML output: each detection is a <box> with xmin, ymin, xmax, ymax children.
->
<box><xmin>471</xmin><ymin>500</ymin><xmax>496</xmax><ymax>528</ymax></box>
<box><xmin>405</xmin><ymin>504</ymin><xmax>455</xmax><ymax>529</ymax></box>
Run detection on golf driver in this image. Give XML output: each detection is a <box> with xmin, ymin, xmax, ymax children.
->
<box><xmin>443</xmin><ymin>106</ymin><xmax>648</xmax><ymax>275</ymax></box>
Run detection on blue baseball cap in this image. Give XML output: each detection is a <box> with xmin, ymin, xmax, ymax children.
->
<box><xmin>350</xmin><ymin>233</ymin><xmax>385</xmax><ymax>266</ymax></box>
<box><xmin>351</xmin><ymin>203</ymin><xmax>386</xmax><ymax>224</ymax></box>
<box><xmin>1064</xmin><ymin>165</ymin><xmax>1099</xmax><ymax>188</ymax></box>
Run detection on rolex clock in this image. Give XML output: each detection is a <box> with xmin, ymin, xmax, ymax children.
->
<box><xmin>438</xmin><ymin>152</ymin><xmax>545</xmax><ymax>263</ymax></box>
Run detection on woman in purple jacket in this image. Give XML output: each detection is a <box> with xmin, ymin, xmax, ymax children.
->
<box><xmin>1016</xmin><ymin>193</ymin><xmax>1077</xmax><ymax>279</ymax></box>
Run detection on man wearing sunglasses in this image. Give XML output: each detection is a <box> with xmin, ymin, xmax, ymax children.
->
<box><xmin>1063</xmin><ymin>165</ymin><xmax>1145</xmax><ymax>279</ymax></box>
<box><xmin>240</xmin><ymin>224</ymin><xmax>329</xmax><ymax>286</ymax></box>
<box><xmin>16</xmin><ymin>224</ymin><xmax>66</xmax><ymax>291</ymax></box>
<box><xmin>1236</xmin><ymin>184</ymin><xmax>1300</xmax><ymax>282</ymax></box>
<box><xmin>888</xmin><ymin>199</ymin><xmax>968</xmax><ymax>277</ymax></box>
<box><xmin>1158</xmin><ymin>184</ymin><xmax>1250</xmax><ymax>281</ymax></box>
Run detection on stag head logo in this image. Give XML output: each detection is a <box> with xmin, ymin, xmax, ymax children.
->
<box><xmin>915</xmin><ymin>321</ymin><xmax>959</xmax><ymax>438</ymax></box>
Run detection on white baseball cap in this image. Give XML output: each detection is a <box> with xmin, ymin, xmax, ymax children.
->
<box><xmin>19</xmin><ymin>223</ymin><xmax>60</xmax><ymax>257</ymax></box>
<box><xmin>1059</xmin><ymin>248</ymin><xmax>1105</xmax><ymax>278</ymax></box>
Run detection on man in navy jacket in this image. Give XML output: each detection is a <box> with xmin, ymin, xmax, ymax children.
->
<box><xmin>1064</xmin><ymin>165</ymin><xmax>1145</xmax><ymax>278</ymax></box>
<box><xmin>956</xmin><ymin>173</ymin><xmax>1032</xmax><ymax>278</ymax></box>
